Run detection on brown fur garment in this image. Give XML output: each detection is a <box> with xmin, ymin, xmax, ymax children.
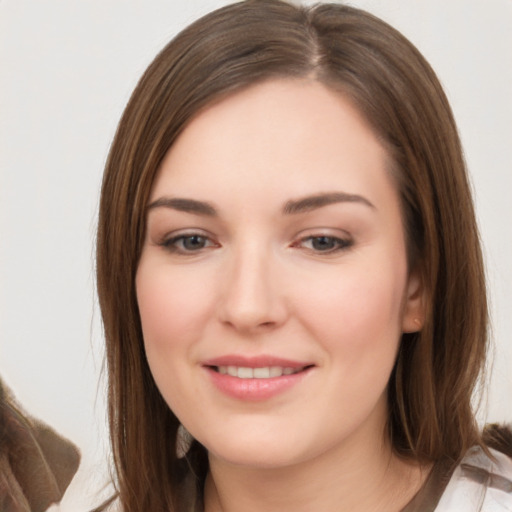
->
<box><xmin>483</xmin><ymin>422</ymin><xmax>512</xmax><ymax>458</ymax></box>
<box><xmin>0</xmin><ymin>377</ymin><xmax>80</xmax><ymax>512</ymax></box>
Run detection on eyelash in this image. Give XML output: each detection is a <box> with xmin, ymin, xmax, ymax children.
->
<box><xmin>159</xmin><ymin>233</ymin><xmax>353</xmax><ymax>255</ymax></box>
<box><xmin>159</xmin><ymin>232</ymin><xmax>217</xmax><ymax>254</ymax></box>
<box><xmin>293</xmin><ymin>235</ymin><xmax>353</xmax><ymax>254</ymax></box>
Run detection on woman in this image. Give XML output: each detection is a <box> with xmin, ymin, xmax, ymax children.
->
<box><xmin>95</xmin><ymin>1</ymin><xmax>512</xmax><ymax>510</ymax></box>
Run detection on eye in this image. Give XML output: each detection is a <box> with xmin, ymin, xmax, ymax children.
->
<box><xmin>295</xmin><ymin>235</ymin><xmax>352</xmax><ymax>254</ymax></box>
<box><xmin>161</xmin><ymin>233</ymin><xmax>217</xmax><ymax>254</ymax></box>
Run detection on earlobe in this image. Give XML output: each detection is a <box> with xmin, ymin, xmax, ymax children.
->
<box><xmin>402</xmin><ymin>271</ymin><xmax>426</xmax><ymax>333</ymax></box>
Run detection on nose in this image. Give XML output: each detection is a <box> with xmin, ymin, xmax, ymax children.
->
<box><xmin>218</xmin><ymin>243</ymin><xmax>289</xmax><ymax>334</ymax></box>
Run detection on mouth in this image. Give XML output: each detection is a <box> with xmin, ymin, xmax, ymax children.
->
<box><xmin>202</xmin><ymin>357</ymin><xmax>314</xmax><ymax>400</ymax></box>
<box><xmin>209</xmin><ymin>365</ymin><xmax>312</xmax><ymax>379</ymax></box>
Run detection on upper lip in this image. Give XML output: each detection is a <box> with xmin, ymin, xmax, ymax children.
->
<box><xmin>202</xmin><ymin>355</ymin><xmax>313</xmax><ymax>368</ymax></box>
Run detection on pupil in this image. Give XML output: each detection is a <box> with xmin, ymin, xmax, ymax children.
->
<box><xmin>312</xmin><ymin>236</ymin><xmax>335</xmax><ymax>250</ymax></box>
<box><xmin>184</xmin><ymin>235</ymin><xmax>205</xmax><ymax>250</ymax></box>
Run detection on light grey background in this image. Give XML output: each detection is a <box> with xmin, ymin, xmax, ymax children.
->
<box><xmin>1</xmin><ymin>1</ymin><xmax>511</xmax><ymax>510</ymax></box>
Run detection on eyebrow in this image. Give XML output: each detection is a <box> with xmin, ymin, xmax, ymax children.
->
<box><xmin>283</xmin><ymin>192</ymin><xmax>375</xmax><ymax>215</ymax></box>
<box><xmin>146</xmin><ymin>197</ymin><xmax>217</xmax><ymax>216</ymax></box>
<box><xmin>146</xmin><ymin>191</ymin><xmax>375</xmax><ymax>217</ymax></box>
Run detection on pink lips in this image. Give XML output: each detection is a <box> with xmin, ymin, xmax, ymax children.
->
<box><xmin>202</xmin><ymin>355</ymin><xmax>314</xmax><ymax>401</ymax></box>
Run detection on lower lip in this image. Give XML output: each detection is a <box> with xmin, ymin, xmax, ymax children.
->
<box><xmin>204</xmin><ymin>367</ymin><xmax>312</xmax><ymax>401</ymax></box>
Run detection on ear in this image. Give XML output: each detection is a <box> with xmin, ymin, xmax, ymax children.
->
<box><xmin>401</xmin><ymin>270</ymin><xmax>426</xmax><ymax>333</ymax></box>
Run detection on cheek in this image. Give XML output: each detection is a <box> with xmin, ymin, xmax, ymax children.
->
<box><xmin>293</xmin><ymin>263</ymin><xmax>406</xmax><ymax>359</ymax></box>
<box><xmin>135</xmin><ymin>261</ymin><xmax>218</xmax><ymax>416</ymax></box>
<box><xmin>136</xmin><ymin>261</ymin><xmax>215</xmax><ymax>354</ymax></box>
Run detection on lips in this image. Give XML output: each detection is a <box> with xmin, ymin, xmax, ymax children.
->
<box><xmin>202</xmin><ymin>355</ymin><xmax>314</xmax><ymax>400</ymax></box>
<box><xmin>215</xmin><ymin>365</ymin><xmax>305</xmax><ymax>379</ymax></box>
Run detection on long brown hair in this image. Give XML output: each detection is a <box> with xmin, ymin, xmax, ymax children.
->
<box><xmin>96</xmin><ymin>1</ymin><xmax>488</xmax><ymax>510</ymax></box>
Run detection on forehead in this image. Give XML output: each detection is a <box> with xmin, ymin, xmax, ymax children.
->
<box><xmin>150</xmin><ymin>78</ymin><xmax>395</xmax><ymax>211</ymax></box>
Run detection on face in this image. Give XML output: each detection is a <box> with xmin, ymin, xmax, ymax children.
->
<box><xmin>136</xmin><ymin>79</ymin><xmax>423</xmax><ymax>469</ymax></box>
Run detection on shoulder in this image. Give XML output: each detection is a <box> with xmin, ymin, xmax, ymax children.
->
<box><xmin>435</xmin><ymin>443</ymin><xmax>512</xmax><ymax>511</ymax></box>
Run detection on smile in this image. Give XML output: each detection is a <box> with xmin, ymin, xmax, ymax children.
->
<box><xmin>203</xmin><ymin>357</ymin><xmax>314</xmax><ymax>401</ymax></box>
<box><xmin>214</xmin><ymin>366</ymin><xmax>306</xmax><ymax>379</ymax></box>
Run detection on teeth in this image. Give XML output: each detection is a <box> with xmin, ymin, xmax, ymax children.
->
<box><xmin>269</xmin><ymin>366</ymin><xmax>283</xmax><ymax>377</ymax></box>
<box><xmin>253</xmin><ymin>367</ymin><xmax>270</xmax><ymax>378</ymax></box>
<box><xmin>216</xmin><ymin>366</ymin><xmax>303</xmax><ymax>379</ymax></box>
<box><xmin>238</xmin><ymin>367</ymin><xmax>253</xmax><ymax>379</ymax></box>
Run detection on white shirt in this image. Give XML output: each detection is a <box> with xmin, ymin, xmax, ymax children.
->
<box><xmin>435</xmin><ymin>446</ymin><xmax>512</xmax><ymax>511</ymax></box>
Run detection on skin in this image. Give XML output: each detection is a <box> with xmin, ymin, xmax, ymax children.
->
<box><xmin>136</xmin><ymin>79</ymin><xmax>427</xmax><ymax>512</ymax></box>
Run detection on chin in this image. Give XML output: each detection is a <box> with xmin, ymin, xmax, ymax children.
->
<box><xmin>197</xmin><ymin>425</ymin><xmax>320</xmax><ymax>470</ymax></box>
<box><xmin>208</xmin><ymin>443</ymin><xmax>303</xmax><ymax>470</ymax></box>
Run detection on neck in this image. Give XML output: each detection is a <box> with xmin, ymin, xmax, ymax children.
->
<box><xmin>204</xmin><ymin>428</ymin><xmax>428</xmax><ymax>512</ymax></box>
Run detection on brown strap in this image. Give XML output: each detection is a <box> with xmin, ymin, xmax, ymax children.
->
<box><xmin>400</xmin><ymin>458</ymin><xmax>456</xmax><ymax>512</ymax></box>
